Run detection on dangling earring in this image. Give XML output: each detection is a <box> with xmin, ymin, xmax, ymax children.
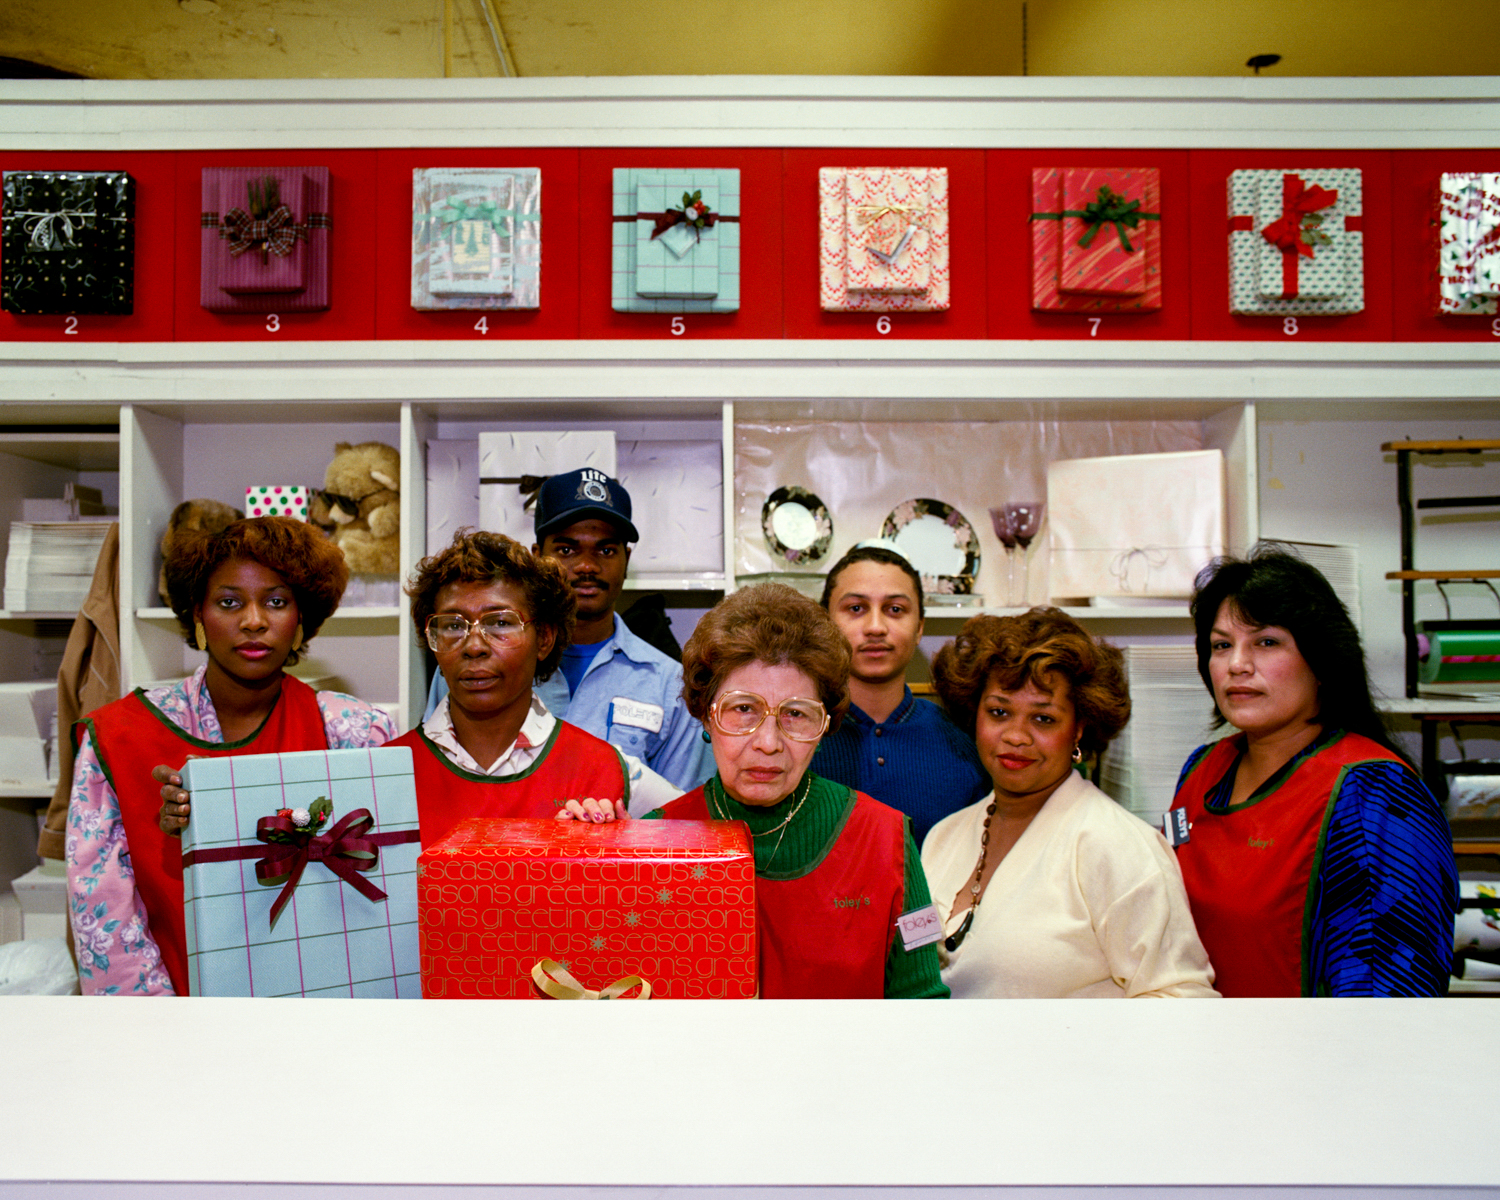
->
<box><xmin>1071</xmin><ymin>743</ymin><xmax>1083</xmax><ymax>763</ymax></box>
<box><xmin>701</xmin><ymin>728</ymin><xmax>712</xmax><ymax>743</ymax></box>
<box><xmin>194</xmin><ymin>620</ymin><xmax>207</xmax><ymax>652</ymax></box>
<box><xmin>294</xmin><ymin>622</ymin><xmax>305</xmax><ymax>652</ymax></box>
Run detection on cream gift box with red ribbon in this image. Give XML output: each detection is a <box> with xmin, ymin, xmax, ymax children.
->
<box><xmin>1228</xmin><ymin>168</ymin><xmax>1363</xmax><ymax>315</ymax></box>
<box><xmin>1438</xmin><ymin>172</ymin><xmax>1500</xmax><ymax>316</ymax></box>
<box><xmin>180</xmin><ymin>747</ymin><xmax>422</xmax><ymax>998</ymax></box>
<box><xmin>200</xmin><ymin>166</ymin><xmax>331</xmax><ymax>314</ymax></box>
<box><xmin>819</xmin><ymin>166</ymin><xmax>949</xmax><ymax>312</ymax></box>
<box><xmin>1047</xmin><ymin>449</ymin><xmax>1225</xmax><ymax>601</ymax></box>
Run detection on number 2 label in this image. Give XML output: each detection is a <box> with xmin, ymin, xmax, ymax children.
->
<box><xmin>64</xmin><ymin>316</ymin><xmax>78</xmax><ymax>336</ymax></box>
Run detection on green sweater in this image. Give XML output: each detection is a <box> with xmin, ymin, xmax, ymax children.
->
<box><xmin>649</xmin><ymin>771</ymin><xmax>948</xmax><ymax>999</ymax></box>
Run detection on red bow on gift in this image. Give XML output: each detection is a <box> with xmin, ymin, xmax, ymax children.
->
<box><xmin>221</xmin><ymin>204</ymin><xmax>301</xmax><ymax>260</ymax></box>
<box><xmin>1259</xmin><ymin>174</ymin><xmax>1338</xmax><ymax>260</ymax></box>
<box><xmin>254</xmin><ymin>808</ymin><xmax>389</xmax><ymax>928</ymax></box>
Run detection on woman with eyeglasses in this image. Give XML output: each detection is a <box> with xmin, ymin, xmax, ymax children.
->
<box><xmin>75</xmin><ymin>516</ymin><xmax>399</xmax><ymax>996</ymax></box>
<box><xmin>389</xmin><ymin>529</ymin><xmax>679</xmax><ymax>844</ymax></box>
<box><xmin>563</xmin><ymin>583</ymin><xmax>948</xmax><ymax>999</ymax></box>
<box><xmin>920</xmin><ymin>608</ymin><xmax>1217</xmax><ymax>998</ymax></box>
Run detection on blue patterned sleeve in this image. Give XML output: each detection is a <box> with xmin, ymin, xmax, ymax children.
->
<box><xmin>1307</xmin><ymin>761</ymin><xmax>1459</xmax><ymax>997</ymax></box>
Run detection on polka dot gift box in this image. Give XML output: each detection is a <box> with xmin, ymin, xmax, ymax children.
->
<box><xmin>1228</xmin><ymin>168</ymin><xmax>1364</xmax><ymax>315</ymax></box>
<box><xmin>245</xmin><ymin>485</ymin><xmax>312</xmax><ymax>521</ymax></box>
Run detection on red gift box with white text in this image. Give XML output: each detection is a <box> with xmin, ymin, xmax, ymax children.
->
<box><xmin>417</xmin><ymin>817</ymin><xmax>758</xmax><ymax>999</ymax></box>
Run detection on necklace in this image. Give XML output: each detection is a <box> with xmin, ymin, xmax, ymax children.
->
<box><xmin>710</xmin><ymin>772</ymin><xmax>815</xmax><ymax>870</ymax></box>
<box><xmin>944</xmin><ymin>796</ymin><xmax>998</xmax><ymax>953</ymax></box>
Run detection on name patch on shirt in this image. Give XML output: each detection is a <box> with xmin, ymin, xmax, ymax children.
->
<box><xmin>610</xmin><ymin>698</ymin><xmax>664</xmax><ymax>733</ymax></box>
<box><xmin>1162</xmin><ymin>808</ymin><xmax>1191</xmax><ymax>847</ymax></box>
<box><xmin>895</xmin><ymin>904</ymin><xmax>942</xmax><ymax>952</ymax></box>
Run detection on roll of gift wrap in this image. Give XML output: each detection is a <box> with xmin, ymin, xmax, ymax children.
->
<box><xmin>1418</xmin><ymin>629</ymin><xmax>1500</xmax><ymax>684</ymax></box>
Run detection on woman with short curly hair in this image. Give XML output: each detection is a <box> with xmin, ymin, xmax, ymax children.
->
<box><xmin>922</xmin><ymin>608</ymin><xmax>1217</xmax><ymax>999</ymax></box>
<box><xmin>389</xmin><ymin>529</ymin><xmax>679</xmax><ymax>845</ymax></box>
<box><xmin>564</xmin><ymin>583</ymin><xmax>949</xmax><ymax>999</ymax></box>
<box><xmin>69</xmin><ymin>516</ymin><xmax>398</xmax><ymax>997</ymax></box>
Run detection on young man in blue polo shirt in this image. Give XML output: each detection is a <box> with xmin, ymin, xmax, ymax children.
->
<box><xmin>529</xmin><ymin>468</ymin><xmax>710</xmax><ymax>790</ymax></box>
<box><xmin>811</xmin><ymin>544</ymin><xmax>990</xmax><ymax>847</ymax></box>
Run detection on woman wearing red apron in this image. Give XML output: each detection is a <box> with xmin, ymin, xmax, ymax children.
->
<box><xmin>564</xmin><ymin>582</ymin><xmax>947</xmax><ymax>999</ymax></box>
<box><xmin>1167</xmin><ymin>548</ymin><xmax>1457</xmax><ymax>997</ymax></box>
<box><xmin>70</xmin><ymin>517</ymin><xmax>397</xmax><ymax>996</ymax></box>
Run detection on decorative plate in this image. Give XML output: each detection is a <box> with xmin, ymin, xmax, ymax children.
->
<box><xmin>761</xmin><ymin>486</ymin><xmax>833</xmax><ymax>567</ymax></box>
<box><xmin>880</xmin><ymin>498</ymin><xmax>980</xmax><ymax>595</ymax></box>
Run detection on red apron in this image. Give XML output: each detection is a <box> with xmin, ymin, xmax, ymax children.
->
<box><xmin>82</xmin><ymin>676</ymin><xmax>328</xmax><ymax>996</ymax></box>
<box><xmin>390</xmin><ymin>721</ymin><xmax>629</xmax><ymax>846</ymax></box>
<box><xmin>1169</xmin><ymin>731</ymin><xmax>1409</xmax><ymax>997</ymax></box>
<box><xmin>661</xmin><ymin>784</ymin><xmax>906</xmax><ymax>999</ymax></box>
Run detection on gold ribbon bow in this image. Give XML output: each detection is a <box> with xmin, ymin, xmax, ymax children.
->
<box><xmin>530</xmin><ymin>958</ymin><xmax>653</xmax><ymax>1000</ymax></box>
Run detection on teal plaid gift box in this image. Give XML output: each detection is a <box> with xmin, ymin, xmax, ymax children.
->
<box><xmin>181</xmin><ymin>747</ymin><xmax>421</xmax><ymax>998</ymax></box>
<box><xmin>611</xmin><ymin>168</ymin><xmax>740</xmax><ymax>313</ymax></box>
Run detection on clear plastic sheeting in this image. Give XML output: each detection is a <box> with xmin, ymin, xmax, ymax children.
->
<box><xmin>0</xmin><ymin>937</ymin><xmax>78</xmax><ymax>996</ymax></box>
<box><xmin>736</xmin><ymin>419</ymin><xmax>1206</xmax><ymax>607</ymax></box>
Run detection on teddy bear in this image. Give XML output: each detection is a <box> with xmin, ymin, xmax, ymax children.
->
<box><xmin>157</xmin><ymin>498</ymin><xmax>244</xmax><ymax>605</ymax></box>
<box><xmin>319</xmin><ymin>441</ymin><xmax>401</xmax><ymax>576</ymax></box>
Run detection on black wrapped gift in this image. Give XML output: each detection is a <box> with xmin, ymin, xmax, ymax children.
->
<box><xmin>1</xmin><ymin>170</ymin><xmax>135</xmax><ymax>315</ymax></box>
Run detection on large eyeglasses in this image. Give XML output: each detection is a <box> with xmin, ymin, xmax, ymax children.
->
<box><xmin>425</xmin><ymin>610</ymin><xmax>531</xmax><ymax>653</ymax></box>
<box><xmin>709</xmin><ymin>691</ymin><xmax>829</xmax><ymax>743</ymax></box>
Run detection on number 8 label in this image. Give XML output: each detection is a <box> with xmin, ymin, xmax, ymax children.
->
<box><xmin>1282</xmin><ymin>317</ymin><xmax>1298</xmax><ymax>336</ymax></box>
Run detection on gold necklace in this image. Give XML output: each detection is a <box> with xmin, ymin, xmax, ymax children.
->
<box><xmin>711</xmin><ymin>772</ymin><xmax>815</xmax><ymax>869</ymax></box>
<box><xmin>944</xmin><ymin>797</ymin><xmax>998</xmax><ymax>953</ymax></box>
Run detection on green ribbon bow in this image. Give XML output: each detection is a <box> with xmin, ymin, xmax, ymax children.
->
<box><xmin>1076</xmin><ymin>186</ymin><xmax>1146</xmax><ymax>252</ymax></box>
<box><xmin>431</xmin><ymin>197</ymin><xmax>513</xmax><ymax>236</ymax></box>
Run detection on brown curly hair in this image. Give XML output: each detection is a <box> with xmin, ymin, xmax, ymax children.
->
<box><xmin>681</xmin><ymin>583</ymin><xmax>851</xmax><ymax>732</ymax></box>
<box><xmin>405</xmin><ymin>529</ymin><xmax>575</xmax><ymax>682</ymax></box>
<box><xmin>932</xmin><ymin>607</ymin><xmax>1130</xmax><ymax>754</ymax></box>
<box><xmin>163</xmin><ymin>516</ymin><xmax>348</xmax><ymax>667</ymax></box>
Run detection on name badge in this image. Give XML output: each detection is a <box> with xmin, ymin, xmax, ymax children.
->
<box><xmin>895</xmin><ymin>904</ymin><xmax>942</xmax><ymax>952</ymax></box>
<box><xmin>610</xmin><ymin>698</ymin><xmax>664</xmax><ymax>734</ymax></box>
<box><xmin>1162</xmin><ymin>808</ymin><xmax>1191</xmax><ymax>847</ymax></box>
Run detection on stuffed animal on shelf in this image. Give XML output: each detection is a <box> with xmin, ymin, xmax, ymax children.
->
<box><xmin>320</xmin><ymin>441</ymin><xmax>401</xmax><ymax>575</ymax></box>
<box><xmin>157</xmin><ymin>498</ymin><xmax>244</xmax><ymax>605</ymax></box>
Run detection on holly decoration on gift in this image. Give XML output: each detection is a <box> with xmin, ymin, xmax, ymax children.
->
<box><xmin>674</xmin><ymin>190</ymin><xmax>713</xmax><ymax>230</ymax></box>
<box><xmin>268</xmin><ymin>795</ymin><xmax>333</xmax><ymax>844</ymax></box>
<box><xmin>1299</xmin><ymin>211</ymin><xmax>1333</xmax><ymax>249</ymax></box>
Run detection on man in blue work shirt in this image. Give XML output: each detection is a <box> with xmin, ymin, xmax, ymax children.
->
<box><xmin>811</xmin><ymin>543</ymin><xmax>991</xmax><ymax>847</ymax></box>
<box><xmin>529</xmin><ymin>467</ymin><xmax>710</xmax><ymax>790</ymax></box>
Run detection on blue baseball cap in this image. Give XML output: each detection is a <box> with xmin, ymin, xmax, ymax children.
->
<box><xmin>533</xmin><ymin>467</ymin><xmax>639</xmax><ymax>543</ymax></box>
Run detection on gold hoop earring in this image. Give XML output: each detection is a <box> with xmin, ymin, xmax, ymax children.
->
<box><xmin>294</xmin><ymin>622</ymin><xmax>305</xmax><ymax>652</ymax></box>
<box><xmin>194</xmin><ymin>620</ymin><xmax>207</xmax><ymax>652</ymax></box>
<box><xmin>1071</xmin><ymin>744</ymin><xmax>1083</xmax><ymax>764</ymax></box>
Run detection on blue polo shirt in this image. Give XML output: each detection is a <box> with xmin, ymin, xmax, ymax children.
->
<box><xmin>811</xmin><ymin>687</ymin><xmax>992</xmax><ymax>848</ymax></box>
<box><xmin>534</xmin><ymin>614</ymin><xmax>712</xmax><ymax>791</ymax></box>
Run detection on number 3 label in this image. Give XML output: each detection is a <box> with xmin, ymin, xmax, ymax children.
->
<box><xmin>265</xmin><ymin>313</ymin><xmax>281</xmax><ymax>333</ymax></box>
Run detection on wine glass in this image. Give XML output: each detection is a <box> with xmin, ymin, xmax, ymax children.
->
<box><xmin>1002</xmin><ymin>501</ymin><xmax>1046</xmax><ymax>606</ymax></box>
<box><xmin>987</xmin><ymin>506</ymin><xmax>1019</xmax><ymax>607</ymax></box>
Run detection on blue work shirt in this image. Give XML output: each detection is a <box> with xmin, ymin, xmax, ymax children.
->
<box><xmin>534</xmin><ymin>614</ymin><xmax>712</xmax><ymax>791</ymax></box>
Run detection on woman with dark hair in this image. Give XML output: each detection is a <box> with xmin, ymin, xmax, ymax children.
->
<box><xmin>389</xmin><ymin>529</ymin><xmax>678</xmax><ymax>844</ymax></box>
<box><xmin>70</xmin><ymin>516</ymin><xmax>398</xmax><ymax>996</ymax></box>
<box><xmin>1168</xmin><ymin>547</ymin><xmax>1457</xmax><ymax>997</ymax></box>
<box><xmin>813</xmin><ymin>544</ymin><xmax>990</xmax><ymax>846</ymax></box>
<box><xmin>922</xmin><ymin>608</ymin><xmax>1217</xmax><ymax>998</ymax></box>
<box><xmin>564</xmin><ymin>583</ymin><xmax>948</xmax><ymax>998</ymax></box>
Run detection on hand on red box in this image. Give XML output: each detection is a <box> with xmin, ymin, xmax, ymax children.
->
<box><xmin>555</xmin><ymin>796</ymin><xmax>628</xmax><ymax>823</ymax></box>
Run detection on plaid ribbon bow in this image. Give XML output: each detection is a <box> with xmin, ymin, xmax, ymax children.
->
<box><xmin>221</xmin><ymin>203</ymin><xmax>301</xmax><ymax>259</ymax></box>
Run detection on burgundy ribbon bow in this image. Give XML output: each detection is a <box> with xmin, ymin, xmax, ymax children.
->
<box><xmin>221</xmin><ymin>203</ymin><xmax>301</xmax><ymax>259</ymax></box>
<box><xmin>253</xmin><ymin>808</ymin><xmax>388</xmax><ymax>928</ymax></box>
<box><xmin>1259</xmin><ymin>175</ymin><xmax>1338</xmax><ymax>261</ymax></box>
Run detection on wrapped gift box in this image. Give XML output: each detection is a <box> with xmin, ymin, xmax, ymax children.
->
<box><xmin>418</xmin><ymin>817</ymin><xmax>757</xmax><ymax>999</ymax></box>
<box><xmin>245</xmin><ymin>485</ymin><xmax>311</xmax><ymax>521</ymax></box>
<box><xmin>611</xmin><ymin>168</ymin><xmax>740</xmax><ymax>313</ymax></box>
<box><xmin>1438</xmin><ymin>172</ymin><xmax>1500</xmax><ymax>316</ymax></box>
<box><xmin>201</xmin><ymin>166</ymin><xmax>331</xmax><ymax>314</ymax></box>
<box><xmin>1228</xmin><ymin>168</ymin><xmax>1363</xmax><ymax>315</ymax></box>
<box><xmin>1047</xmin><ymin>449</ymin><xmax>1225</xmax><ymax>600</ymax></box>
<box><xmin>476</xmin><ymin>430</ymin><xmax>616</xmax><ymax>546</ymax></box>
<box><xmin>180</xmin><ymin>746</ymin><xmax>422</xmax><ymax>998</ymax></box>
<box><xmin>1</xmin><ymin>170</ymin><xmax>134</xmax><ymax>315</ymax></box>
<box><xmin>412</xmin><ymin>167</ymin><xmax>541</xmax><ymax>310</ymax></box>
<box><xmin>819</xmin><ymin>167</ymin><xmax>949</xmax><ymax>312</ymax></box>
<box><xmin>1030</xmin><ymin>167</ymin><xmax>1162</xmax><ymax>312</ymax></box>
<box><xmin>616</xmin><ymin>438</ymin><xmax>724</xmax><ymax>574</ymax></box>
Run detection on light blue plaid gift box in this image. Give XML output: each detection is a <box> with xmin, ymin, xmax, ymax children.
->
<box><xmin>611</xmin><ymin>168</ymin><xmax>740</xmax><ymax>313</ymax></box>
<box><xmin>181</xmin><ymin>747</ymin><xmax>421</xmax><ymax>998</ymax></box>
